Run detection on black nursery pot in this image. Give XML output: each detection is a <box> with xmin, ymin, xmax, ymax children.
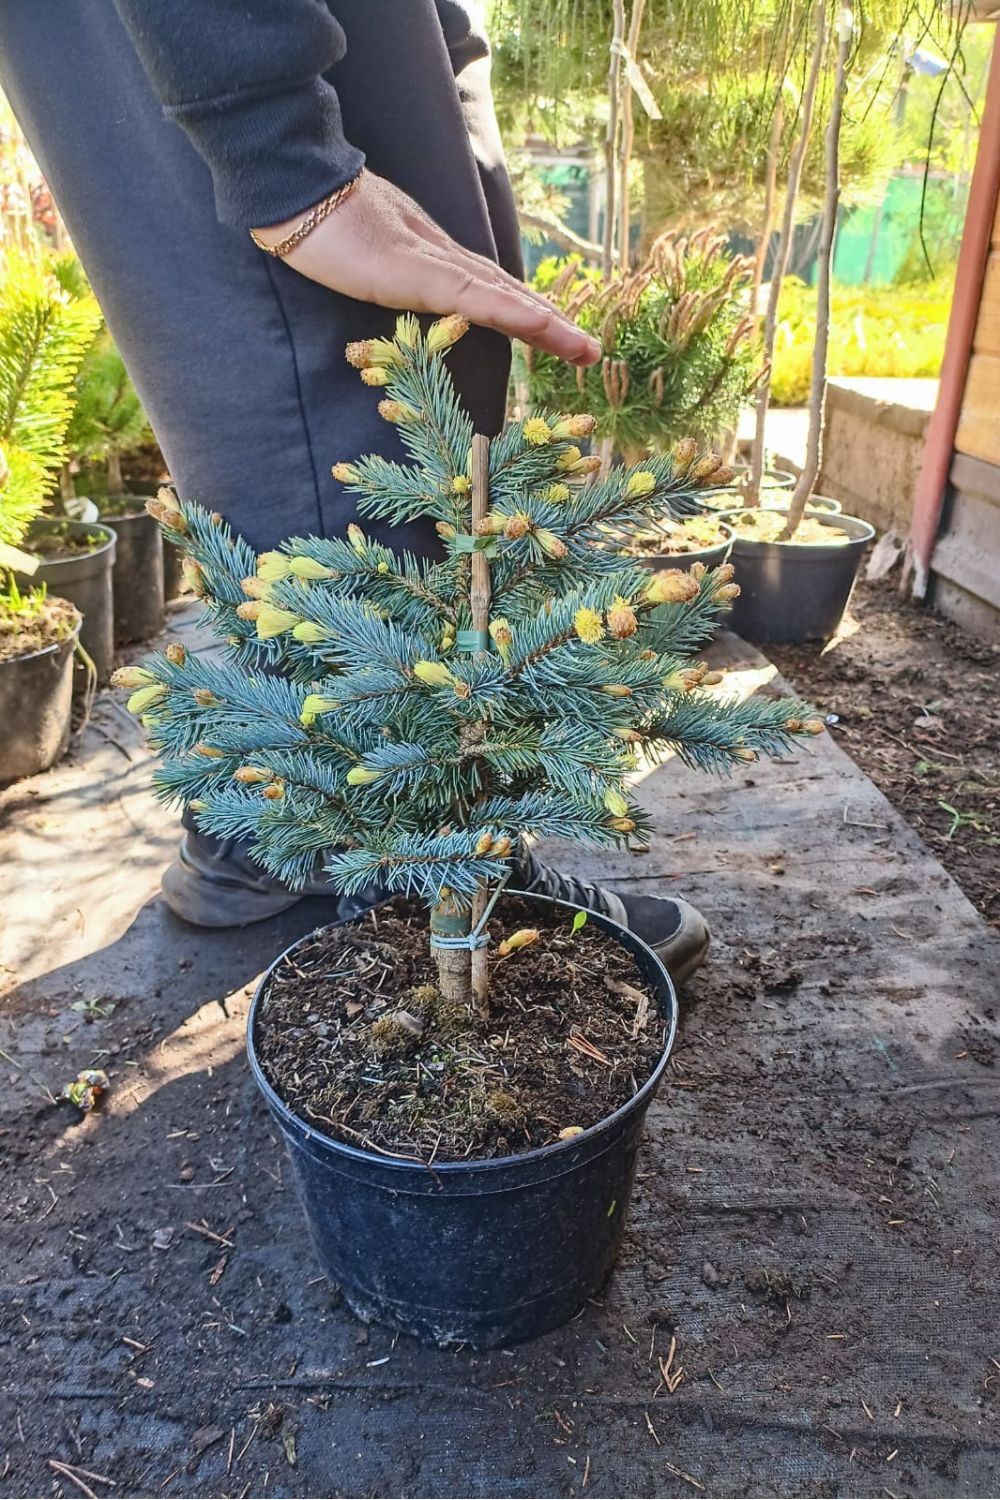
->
<box><xmin>16</xmin><ymin>519</ymin><xmax>116</xmax><ymax>686</ymax></box>
<box><xmin>636</xmin><ymin>520</ymin><xmax>734</xmax><ymax>575</ymax></box>
<box><xmin>102</xmin><ymin>497</ymin><xmax>165</xmax><ymax>645</ymax></box>
<box><xmin>723</xmin><ymin>510</ymin><xmax>875</xmax><ymax>644</ymax></box>
<box><xmin>247</xmin><ymin>891</ymin><xmax>678</xmax><ymax>1349</ymax></box>
<box><xmin>0</xmin><ymin>624</ymin><xmax>79</xmax><ymax>785</ymax></box>
<box><xmin>162</xmin><ymin>537</ymin><xmax>184</xmax><ymax>601</ymax></box>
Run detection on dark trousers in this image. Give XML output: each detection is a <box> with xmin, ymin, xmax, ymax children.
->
<box><xmin>0</xmin><ymin>0</ymin><xmax>521</xmax><ymax>556</ymax></box>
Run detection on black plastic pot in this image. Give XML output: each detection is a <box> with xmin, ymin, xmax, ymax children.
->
<box><xmin>725</xmin><ymin>462</ymin><xmax>796</xmax><ymax>490</ymax></box>
<box><xmin>635</xmin><ymin>520</ymin><xmax>733</xmax><ymax>575</ymax></box>
<box><xmin>247</xmin><ymin>891</ymin><xmax>678</xmax><ymax>1348</ymax></box>
<box><xmin>101</xmin><ymin>497</ymin><xmax>165</xmax><ymax>645</ymax></box>
<box><xmin>701</xmin><ymin>464</ymin><xmax>794</xmax><ymax>510</ymax></box>
<box><xmin>0</xmin><ymin>620</ymin><xmax>79</xmax><ymax>785</ymax></box>
<box><xmin>14</xmin><ymin>519</ymin><xmax>116</xmax><ymax>685</ymax></box>
<box><xmin>162</xmin><ymin>538</ymin><xmax>184</xmax><ymax>601</ymax></box>
<box><xmin>722</xmin><ymin>509</ymin><xmax>876</xmax><ymax>644</ymax></box>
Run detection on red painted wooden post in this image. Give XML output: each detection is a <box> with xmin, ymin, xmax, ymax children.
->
<box><xmin>906</xmin><ymin>29</ymin><xmax>1000</xmax><ymax>599</ymax></box>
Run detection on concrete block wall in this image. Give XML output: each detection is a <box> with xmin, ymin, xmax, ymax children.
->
<box><xmin>817</xmin><ymin>378</ymin><xmax>936</xmax><ymax>534</ymax></box>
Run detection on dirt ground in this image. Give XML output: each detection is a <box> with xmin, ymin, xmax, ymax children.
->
<box><xmin>770</xmin><ymin>579</ymin><xmax>1000</xmax><ymax>929</ymax></box>
<box><xmin>1</xmin><ymin>614</ymin><xmax>999</xmax><ymax>1498</ymax></box>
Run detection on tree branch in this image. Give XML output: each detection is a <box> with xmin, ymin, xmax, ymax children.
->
<box><xmin>518</xmin><ymin>209</ymin><xmax>610</xmax><ymax>267</ymax></box>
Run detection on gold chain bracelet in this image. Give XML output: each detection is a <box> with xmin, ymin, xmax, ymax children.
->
<box><xmin>249</xmin><ymin>169</ymin><xmax>364</xmax><ymax>259</ymax></box>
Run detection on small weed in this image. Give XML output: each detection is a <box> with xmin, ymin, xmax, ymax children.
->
<box><xmin>69</xmin><ymin>997</ymin><xmax>115</xmax><ymax>1020</ymax></box>
<box><xmin>938</xmin><ymin>801</ymin><xmax>992</xmax><ymax>841</ymax></box>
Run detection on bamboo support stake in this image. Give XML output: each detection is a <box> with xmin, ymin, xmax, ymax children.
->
<box><xmin>470</xmin><ymin>433</ymin><xmax>491</xmax><ymax>646</ymax></box>
<box><xmin>469</xmin><ymin>432</ymin><xmax>491</xmax><ymax>1018</ymax></box>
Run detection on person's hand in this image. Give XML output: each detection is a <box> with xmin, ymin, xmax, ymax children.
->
<box><xmin>251</xmin><ymin>171</ymin><xmax>601</xmax><ymax>367</ymax></box>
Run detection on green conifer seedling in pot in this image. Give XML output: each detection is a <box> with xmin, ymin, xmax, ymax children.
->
<box><xmin>0</xmin><ymin>257</ymin><xmax>101</xmax><ymax>782</ymax></box>
<box><xmin>123</xmin><ymin>316</ymin><xmax>819</xmax><ymax>1347</ymax></box>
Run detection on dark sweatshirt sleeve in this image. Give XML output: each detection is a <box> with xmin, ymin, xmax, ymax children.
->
<box><xmin>111</xmin><ymin>0</ymin><xmax>365</xmax><ymax>228</ymax></box>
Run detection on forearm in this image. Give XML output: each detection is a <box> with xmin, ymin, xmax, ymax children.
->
<box><xmin>111</xmin><ymin>0</ymin><xmax>364</xmax><ymax>226</ymax></box>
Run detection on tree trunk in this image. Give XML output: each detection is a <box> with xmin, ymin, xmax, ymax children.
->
<box><xmin>747</xmin><ymin>0</ymin><xmax>827</xmax><ymax>506</ymax></box>
<box><xmin>603</xmin><ymin>0</ymin><xmax>626</xmax><ymax>281</ymax></box>
<box><xmin>107</xmin><ymin>447</ymin><xmax>123</xmax><ymax>496</ymax></box>
<box><xmin>433</xmin><ymin>932</ymin><xmax>473</xmax><ymax>1007</ymax></box>
<box><xmin>58</xmin><ymin>463</ymin><xmax>76</xmax><ymax>504</ymax></box>
<box><xmin>617</xmin><ymin>0</ymin><xmax>648</xmax><ymax>275</ymax></box>
<box><xmin>517</xmin><ymin>210</ymin><xmax>606</xmax><ymax>266</ymax></box>
<box><xmin>782</xmin><ymin>0</ymin><xmax>852</xmax><ymax>539</ymax></box>
<box><xmin>751</xmin><ymin>96</ymin><xmax>785</xmax><ymax>322</ymax></box>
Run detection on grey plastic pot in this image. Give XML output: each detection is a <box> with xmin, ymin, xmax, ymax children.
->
<box><xmin>14</xmin><ymin>519</ymin><xmax>116</xmax><ymax>685</ymax></box>
<box><xmin>101</xmin><ymin>497</ymin><xmax>165</xmax><ymax>645</ymax></box>
<box><xmin>0</xmin><ymin>619</ymin><xmax>79</xmax><ymax>785</ymax></box>
<box><xmin>247</xmin><ymin>890</ymin><xmax>678</xmax><ymax>1348</ymax></box>
<box><xmin>721</xmin><ymin>509</ymin><xmax>876</xmax><ymax>644</ymax></box>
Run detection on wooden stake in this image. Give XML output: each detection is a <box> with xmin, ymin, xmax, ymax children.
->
<box><xmin>470</xmin><ymin>433</ymin><xmax>491</xmax><ymax>642</ymax></box>
<box><xmin>469</xmin><ymin>433</ymin><xmax>491</xmax><ymax>1019</ymax></box>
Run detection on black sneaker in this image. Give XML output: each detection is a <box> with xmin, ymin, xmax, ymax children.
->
<box><xmin>161</xmin><ymin>825</ymin><xmax>382</xmax><ymax>929</ymax></box>
<box><xmin>513</xmin><ymin>847</ymin><xmax>710</xmax><ymax>986</ymax></box>
<box><xmin>163</xmin><ymin>830</ymin><xmax>709</xmax><ymax>985</ymax></box>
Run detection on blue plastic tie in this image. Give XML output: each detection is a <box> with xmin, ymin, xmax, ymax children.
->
<box><xmin>428</xmin><ymin>868</ymin><xmax>511</xmax><ymax>951</ymax></box>
<box><xmin>455</xmin><ymin>627</ymin><xmax>489</xmax><ymax>653</ymax></box>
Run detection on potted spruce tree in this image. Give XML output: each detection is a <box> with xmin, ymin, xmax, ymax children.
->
<box><xmin>0</xmin><ymin>454</ymin><xmax>81</xmax><ymax>784</ymax></box>
<box><xmin>13</xmin><ymin>259</ymin><xmax>118</xmax><ymax>684</ymax></box>
<box><xmin>121</xmin><ymin>316</ymin><xmax>820</xmax><ymax>1346</ymax></box>
<box><xmin>0</xmin><ymin>259</ymin><xmax>100</xmax><ymax>782</ymax></box>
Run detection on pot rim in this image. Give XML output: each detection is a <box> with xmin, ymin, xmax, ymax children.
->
<box><xmin>714</xmin><ymin>464</ymin><xmax>797</xmax><ymax>490</ymax></box>
<box><xmin>247</xmin><ymin>887</ymin><xmax>678</xmax><ymax>1175</ymax></box>
<box><xmin>707</xmin><ymin>491</ymin><xmax>842</xmax><ymax>515</ymax></box>
<box><xmin>99</xmin><ymin>501</ymin><xmax>157</xmax><ymax>523</ymax></box>
<box><xmin>720</xmin><ymin>462</ymin><xmax>796</xmax><ymax>480</ymax></box>
<box><xmin>713</xmin><ymin>508</ymin><xmax>875</xmax><ymax>550</ymax></box>
<box><xmin>0</xmin><ymin>612</ymin><xmax>81</xmax><ymax>668</ymax></box>
<box><xmin>631</xmin><ymin>518</ymin><xmax>734</xmax><ymax>557</ymax></box>
<box><xmin>26</xmin><ymin>516</ymin><xmax>117</xmax><ymax>559</ymax></box>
